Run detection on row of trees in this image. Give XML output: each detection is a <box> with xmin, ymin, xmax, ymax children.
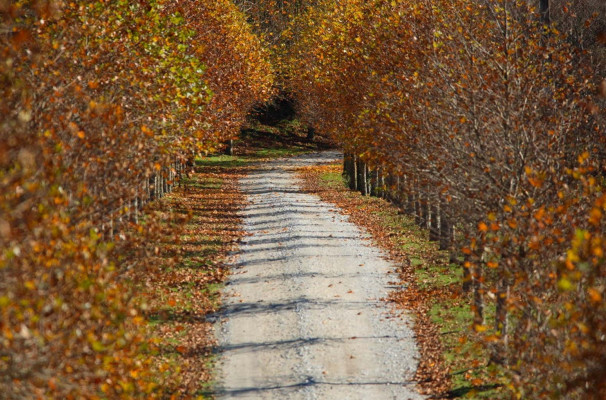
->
<box><xmin>0</xmin><ymin>0</ymin><xmax>273</xmax><ymax>398</ymax></box>
<box><xmin>288</xmin><ymin>0</ymin><xmax>605</xmax><ymax>397</ymax></box>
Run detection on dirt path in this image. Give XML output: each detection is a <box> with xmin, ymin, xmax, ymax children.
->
<box><xmin>214</xmin><ymin>152</ymin><xmax>425</xmax><ymax>400</ymax></box>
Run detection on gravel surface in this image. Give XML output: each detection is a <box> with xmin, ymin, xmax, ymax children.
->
<box><xmin>214</xmin><ymin>151</ymin><xmax>425</xmax><ymax>400</ymax></box>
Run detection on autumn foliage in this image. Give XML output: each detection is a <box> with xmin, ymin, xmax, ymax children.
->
<box><xmin>288</xmin><ymin>0</ymin><xmax>605</xmax><ymax>397</ymax></box>
<box><xmin>1</xmin><ymin>0</ymin><xmax>272</xmax><ymax>398</ymax></box>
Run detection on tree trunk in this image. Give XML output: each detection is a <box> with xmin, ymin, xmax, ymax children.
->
<box><xmin>539</xmin><ymin>0</ymin><xmax>550</xmax><ymax>23</ymax></box>
<box><xmin>439</xmin><ymin>200</ymin><xmax>452</xmax><ymax>251</ymax></box>
<box><xmin>134</xmin><ymin>196</ymin><xmax>139</xmax><ymax>224</ymax></box>
<box><xmin>495</xmin><ymin>279</ymin><xmax>509</xmax><ymax>339</ymax></box>
<box><xmin>341</xmin><ymin>153</ymin><xmax>351</xmax><ymax>189</ymax></box>
<box><xmin>393</xmin><ymin>174</ymin><xmax>401</xmax><ymax>205</ymax></box>
<box><xmin>358</xmin><ymin>159</ymin><xmax>368</xmax><ymax>196</ymax></box>
<box><xmin>405</xmin><ymin>176</ymin><xmax>415</xmax><ymax>215</ymax></box>
<box><xmin>306</xmin><ymin>126</ymin><xmax>315</xmax><ymax>141</ymax></box>
<box><xmin>419</xmin><ymin>188</ymin><xmax>428</xmax><ymax>229</ymax></box>
<box><xmin>365</xmin><ymin>163</ymin><xmax>371</xmax><ymax>195</ymax></box>
<box><xmin>429</xmin><ymin>198</ymin><xmax>439</xmax><ymax>241</ymax></box>
<box><xmin>370</xmin><ymin>167</ymin><xmax>378</xmax><ymax>197</ymax></box>
<box><xmin>351</xmin><ymin>155</ymin><xmax>358</xmax><ymax>190</ymax></box>
<box><xmin>414</xmin><ymin>181</ymin><xmax>422</xmax><ymax>225</ymax></box>
<box><xmin>462</xmin><ymin>253</ymin><xmax>472</xmax><ymax>293</ymax></box>
<box><xmin>149</xmin><ymin>175</ymin><xmax>156</xmax><ymax>201</ymax></box>
<box><xmin>225</xmin><ymin>139</ymin><xmax>234</xmax><ymax>156</ymax></box>
<box><xmin>165</xmin><ymin>171</ymin><xmax>169</xmax><ymax>194</ymax></box>
<box><xmin>156</xmin><ymin>174</ymin><xmax>162</xmax><ymax>199</ymax></box>
<box><xmin>387</xmin><ymin>173</ymin><xmax>394</xmax><ymax>203</ymax></box>
<box><xmin>378</xmin><ymin>166</ymin><xmax>385</xmax><ymax>198</ymax></box>
<box><xmin>472</xmin><ymin>262</ymin><xmax>484</xmax><ymax>326</ymax></box>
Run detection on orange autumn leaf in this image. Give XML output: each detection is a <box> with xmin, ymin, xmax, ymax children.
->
<box><xmin>588</xmin><ymin>288</ymin><xmax>602</xmax><ymax>303</ymax></box>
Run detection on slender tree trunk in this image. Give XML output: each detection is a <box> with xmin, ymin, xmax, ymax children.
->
<box><xmin>495</xmin><ymin>278</ymin><xmax>509</xmax><ymax>338</ymax></box>
<box><xmin>370</xmin><ymin>167</ymin><xmax>378</xmax><ymax>197</ymax></box>
<box><xmin>419</xmin><ymin>187</ymin><xmax>428</xmax><ymax>229</ymax></box>
<box><xmin>448</xmin><ymin>225</ymin><xmax>457</xmax><ymax>263</ymax></box>
<box><xmin>365</xmin><ymin>163</ymin><xmax>371</xmax><ymax>195</ymax></box>
<box><xmin>355</xmin><ymin>157</ymin><xmax>361</xmax><ymax>192</ymax></box>
<box><xmin>149</xmin><ymin>175</ymin><xmax>156</xmax><ymax>201</ymax></box>
<box><xmin>134</xmin><ymin>197</ymin><xmax>139</xmax><ymax>224</ymax></box>
<box><xmin>414</xmin><ymin>180</ymin><xmax>422</xmax><ymax>225</ymax></box>
<box><xmin>429</xmin><ymin>197</ymin><xmax>439</xmax><ymax>241</ymax></box>
<box><xmin>393</xmin><ymin>174</ymin><xmax>401</xmax><ymax>205</ymax></box>
<box><xmin>405</xmin><ymin>176</ymin><xmax>415</xmax><ymax>215</ymax></box>
<box><xmin>462</xmin><ymin>253</ymin><xmax>472</xmax><ymax>293</ymax></box>
<box><xmin>351</xmin><ymin>155</ymin><xmax>358</xmax><ymax>190</ymax></box>
<box><xmin>539</xmin><ymin>0</ymin><xmax>550</xmax><ymax>23</ymax></box>
<box><xmin>225</xmin><ymin>139</ymin><xmax>234</xmax><ymax>156</ymax></box>
<box><xmin>306</xmin><ymin>126</ymin><xmax>315</xmax><ymax>141</ymax></box>
<box><xmin>472</xmin><ymin>261</ymin><xmax>484</xmax><ymax>325</ymax></box>
<box><xmin>383</xmin><ymin>172</ymin><xmax>396</xmax><ymax>204</ymax></box>
<box><xmin>157</xmin><ymin>174</ymin><xmax>161</xmax><ymax>199</ymax></box>
<box><xmin>494</xmin><ymin>277</ymin><xmax>510</xmax><ymax>365</ymax></box>
<box><xmin>358</xmin><ymin>159</ymin><xmax>368</xmax><ymax>196</ymax></box>
<box><xmin>378</xmin><ymin>166</ymin><xmax>385</xmax><ymax>198</ymax></box>
<box><xmin>439</xmin><ymin>200</ymin><xmax>452</xmax><ymax>251</ymax></box>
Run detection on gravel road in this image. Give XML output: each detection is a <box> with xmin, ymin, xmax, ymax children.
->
<box><xmin>215</xmin><ymin>151</ymin><xmax>425</xmax><ymax>400</ymax></box>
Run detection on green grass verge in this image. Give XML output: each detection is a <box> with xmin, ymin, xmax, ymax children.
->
<box><xmin>253</xmin><ymin>147</ymin><xmax>309</xmax><ymax>158</ymax></box>
<box><xmin>196</xmin><ymin>147</ymin><xmax>311</xmax><ymax>169</ymax></box>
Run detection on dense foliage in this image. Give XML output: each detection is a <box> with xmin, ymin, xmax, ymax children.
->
<box><xmin>288</xmin><ymin>0</ymin><xmax>605</xmax><ymax>397</ymax></box>
<box><xmin>0</xmin><ymin>0</ymin><xmax>272</xmax><ymax>398</ymax></box>
<box><xmin>4</xmin><ymin>0</ymin><xmax>605</xmax><ymax>398</ymax></box>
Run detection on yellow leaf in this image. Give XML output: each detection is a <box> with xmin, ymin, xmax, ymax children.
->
<box><xmin>91</xmin><ymin>340</ymin><xmax>105</xmax><ymax>352</ymax></box>
<box><xmin>576</xmin><ymin>323</ymin><xmax>590</xmax><ymax>335</ymax></box>
<box><xmin>558</xmin><ymin>277</ymin><xmax>573</xmax><ymax>291</ymax></box>
<box><xmin>578</xmin><ymin>151</ymin><xmax>590</xmax><ymax>164</ymax></box>
<box><xmin>567</xmin><ymin>249</ymin><xmax>580</xmax><ymax>264</ymax></box>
